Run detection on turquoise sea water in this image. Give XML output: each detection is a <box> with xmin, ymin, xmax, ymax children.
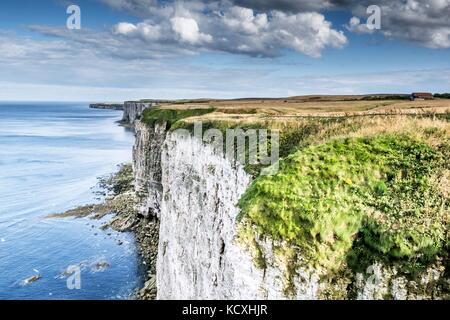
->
<box><xmin>0</xmin><ymin>102</ymin><xmax>142</xmax><ymax>299</ymax></box>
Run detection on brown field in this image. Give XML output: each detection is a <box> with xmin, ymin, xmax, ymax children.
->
<box><xmin>156</xmin><ymin>96</ymin><xmax>450</xmax><ymax>124</ymax></box>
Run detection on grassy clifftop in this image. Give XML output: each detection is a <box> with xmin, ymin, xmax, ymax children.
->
<box><xmin>238</xmin><ymin>134</ymin><xmax>449</xmax><ymax>271</ymax></box>
<box><xmin>235</xmin><ymin>115</ymin><xmax>449</xmax><ymax>298</ymax></box>
<box><xmin>140</xmin><ymin>96</ymin><xmax>450</xmax><ymax>128</ymax></box>
<box><xmin>141</xmin><ymin>107</ymin><xmax>215</xmax><ymax>129</ymax></box>
<box><xmin>140</xmin><ymin>98</ymin><xmax>449</xmax><ymax>298</ymax></box>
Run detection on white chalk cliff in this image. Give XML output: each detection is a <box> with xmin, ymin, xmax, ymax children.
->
<box><xmin>126</xmin><ymin>102</ymin><xmax>447</xmax><ymax>300</ymax></box>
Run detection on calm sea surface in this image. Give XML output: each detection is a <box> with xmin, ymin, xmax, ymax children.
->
<box><xmin>0</xmin><ymin>102</ymin><xmax>142</xmax><ymax>299</ymax></box>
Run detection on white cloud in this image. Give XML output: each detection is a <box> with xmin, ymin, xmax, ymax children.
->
<box><xmin>114</xmin><ymin>22</ymin><xmax>162</xmax><ymax>41</ymax></box>
<box><xmin>345</xmin><ymin>16</ymin><xmax>375</xmax><ymax>34</ymax></box>
<box><xmin>345</xmin><ymin>0</ymin><xmax>450</xmax><ymax>48</ymax></box>
<box><xmin>110</xmin><ymin>4</ymin><xmax>347</xmax><ymax>58</ymax></box>
<box><xmin>0</xmin><ymin>29</ymin><xmax>448</xmax><ymax>101</ymax></box>
<box><xmin>221</xmin><ymin>6</ymin><xmax>268</xmax><ymax>35</ymax></box>
<box><xmin>102</xmin><ymin>0</ymin><xmax>450</xmax><ymax>50</ymax></box>
<box><xmin>2</xmin><ymin>0</ymin><xmax>449</xmax><ymax>101</ymax></box>
<box><xmin>170</xmin><ymin>17</ymin><xmax>213</xmax><ymax>44</ymax></box>
<box><xmin>269</xmin><ymin>11</ymin><xmax>347</xmax><ymax>58</ymax></box>
<box><xmin>114</xmin><ymin>22</ymin><xmax>137</xmax><ymax>35</ymax></box>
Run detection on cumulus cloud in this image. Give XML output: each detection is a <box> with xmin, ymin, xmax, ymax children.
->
<box><xmin>114</xmin><ymin>22</ymin><xmax>137</xmax><ymax>35</ymax></box>
<box><xmin>345</xmin><ymin>16</ymin><xmax>375</xmax><ymax>34</ymax></box>
<box><xmin>114</xmin><ymin>22</ymin><xmax>162</xmax><ymax>41</ymax></box>
<box><xmin>170</xmin><ymin>17</ymin><xmax>213</xmax><ymax>44</ymax></box>
<box><xmin>345</xmin><ymin>0</ymin><xmax>450</xmax><ymax>48</ymax></box>
<box><xmin>4</xmin><ymin>0</ymin><xmax>449</xmax><ymax>101</ymax></box>
<box><xmin>1</xmin><ymin>30</ymin><xmax>449</xmax><ymax>101</ymax></box>
<box><xmin>221</xmin><ymin>6</ymin><xmax>268</xmax><ymax>35</ymax></box>
<box><xmin>268</xmin><ymin>11</ymin><xmax>347</xmax><ymax>57</ymax></box>
<box><xmin>102</xmin><ymin>0</ymin><xmax>450</xmax><ymax>50</ymax></box>
<box><xmin>29</xmin><ymin>24</ymin><xmax>195</xmax><ymax>59</ymax></box>
<box><xmin>111</xmin><ymin>3</ymin><xmax>347</xmax><ymax>58</ymax></box>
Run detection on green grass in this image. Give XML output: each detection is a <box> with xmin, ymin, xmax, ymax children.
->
<box><xmin>238</xmin><ymin>134</ymin><xmax>449</xmax><ymax>274</ymax></box>
<box><xmin>141</xmin><ymin>107</ymin><xmax>215</xmax><ymax>129</ymax></box>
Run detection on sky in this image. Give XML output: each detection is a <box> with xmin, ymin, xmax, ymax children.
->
<box><xmin>0</xmin><ymin>0</ymin><xmax>449</xmax><ymax>101</ymax></box>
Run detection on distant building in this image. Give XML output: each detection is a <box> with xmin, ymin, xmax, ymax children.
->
<box><xmin>410</xmin><ymin>92</ymin><xmax>434</xmax><ymax>101</ymax></box>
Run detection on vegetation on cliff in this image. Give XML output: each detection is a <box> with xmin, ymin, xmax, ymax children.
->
<box><xmin>236</xmin><ymin>115</ymin><xmax>449</xmax><ymax>297</ymax></box>
<box><xmin>141</xmin><ymin>107</ymin><xmax>215</xmax><ymax>128</ymax></box>
<box><xmin>140</xmin><ymin>103</ymin><xmax>450</xmax><ymax>297</ymax></box>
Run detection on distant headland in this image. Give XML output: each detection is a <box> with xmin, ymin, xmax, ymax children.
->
<box><xmin>89</xmin><ymin>103</ymin><xmax>124</xmax><ymax>110</ymax></box>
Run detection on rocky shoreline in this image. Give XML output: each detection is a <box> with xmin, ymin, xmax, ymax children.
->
<box><xmin>105</xmin><ymin>193</ymin><xmax>159</xmax><ymax>300</ymax></box>
<box><xmin>49</xmin><ymin>164</ymin><xmax>159</xmax><ymax>299</ymax></box>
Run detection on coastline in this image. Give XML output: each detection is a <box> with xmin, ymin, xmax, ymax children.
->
<box><xmin>89</xmin><ymin>103</ymin><xmax>124</xmax><ymax>110</ymax></box>
<box><xmin>42</xmin><ymin>104</ymin><xmax>156</xmax><ymax>300</ymax></box>
<box><xmin>49</xmin><ymin>165</ymin><xmax>159</xmax><ymax>300</ymax></box>
<box><xmin>52</xmin><ymin>99</ymin><xmax>450</xmax><ymax>300</ymax></box>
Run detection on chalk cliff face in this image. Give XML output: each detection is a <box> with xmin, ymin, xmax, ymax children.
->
<box><xmin>157</xmin><ymin>132</ymin><xmax>251</xmax><ymax>299</ymax></box>
<box><xmin>132</xmin><ymin>124</ymin><xmax>323</xmax><ymax>299</ymax></box>
<box><xmin>155</xmin><ymin>132</ymin><xmax>333</xmax><ymax>299</ymax></box>
<box><xmin>130</xmin><ymin>119</ymin><xmax>447</xmax><ymax>300</ymax></box>
<box><xmin>122</xmin><ymin>102</ymin><xmax>154</xmax><ymax>124</ymax></box>
<box><xmin>133</xmin><ymin>120</ymin><xmax>167</xmax><ymax>218</ymax></box>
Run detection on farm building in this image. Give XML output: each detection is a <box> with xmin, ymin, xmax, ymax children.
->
<box><xmin>410</xmin><ymin>92</ymin><xmax>434</xmax><ymax>101</ymax></box>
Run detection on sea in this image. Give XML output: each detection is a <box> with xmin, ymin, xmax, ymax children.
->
<box><xmin>0</xmin><ymin>102</ymin><xmax>143</xmax><ymax>300</ymax></box>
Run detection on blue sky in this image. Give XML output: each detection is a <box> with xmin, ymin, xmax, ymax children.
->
<box><xmin>0</xmin><ymin>0</ymin><xmax>449</xmax><ymax>101</ymax></box>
